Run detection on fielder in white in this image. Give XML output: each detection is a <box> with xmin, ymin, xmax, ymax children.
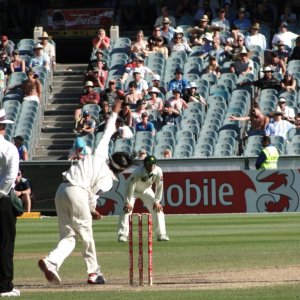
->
<box><xmin>118</xmin><ymin>155</ymin><xmax>169</xmax><ymax>242</ymax></box>
<box><xmin>38</xmin><ymin>100</ymin><xmax>134</xmax><ymax>285</ymax></box>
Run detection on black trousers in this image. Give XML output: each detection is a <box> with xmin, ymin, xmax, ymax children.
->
<box><xmin>0</xmin><ymin>194</ymin><xmax>16</xmax><ymax>293</ymax></box>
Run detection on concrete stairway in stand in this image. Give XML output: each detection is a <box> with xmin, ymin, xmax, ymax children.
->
<box><xmin>33</xmin><ymin>64</ymin><xmax>86</xmax><ymax>160</ymax></box>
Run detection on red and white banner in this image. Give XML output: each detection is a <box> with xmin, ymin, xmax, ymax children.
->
<box><xmin>97</xmin><ymin>170</ymin><xmax>300</xmax><ymax>215</ymax></box>
<box><xmin>46</xmin><ymin>8</ymin><xmax>114</xmax><ymax>37</ymax></box>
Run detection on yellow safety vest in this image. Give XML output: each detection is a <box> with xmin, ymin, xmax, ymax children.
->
<box><xmin>260</xmin><ymin>146</ymin><xmax>279</xmax><ymax>170</ymax></box>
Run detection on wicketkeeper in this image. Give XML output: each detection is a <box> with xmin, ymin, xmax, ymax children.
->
<box><xmin>118</xmin><ymin>155</ymin><xmax>169</xmax><ymax>242</ymax></box>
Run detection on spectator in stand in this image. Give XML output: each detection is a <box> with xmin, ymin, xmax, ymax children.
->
<box><xmin>151</xmin><ymin>36</ymin><xmax>169</xmax><ymax>59</ymax></box>
<box><xmin>9</xmin><ymin>50</ymin><xmax>25</xmax><ymax>73</ymax></box>
<box><xmin>196</xmin><ymin>14</ymin><xmax>211</xmax><ymax>35</ymax></box>
<box><xmin>169</xmin><ymin>32</ymin><xmax>192</xmax><ymax>55</ymax></box>
<box><xmin>76</xmin><ymin>110</ymin><xmax>96</xmax><ymax>135</ymax></box>
<box><xmin>253</xmin><ymin>1</ymin><xmax>274</xmax><ymax>29</ymax></box>
<box><xmin>131</xmin><ymin>56</ymin><xmax>154</xmax><ymax>79</ymax></box>
<box><xmin>125</xmin><ymin>81</ymin><xmax>143</xmax><ymax>109</ymax></box>
<box><xmin>265</xmin><ymin>51</ymin><xmax>286</xmax><ymax>75</ymax></box>
<box><xmin>151</xmin><ymin>74</ymin><xmax>167</xmax><ymax>95</ymax></box>
<box><xmin>85</xmin><ymin>65</ymin><xmax>108</xmax><ymax>90</ymax></box>
<box><xmin>68</xmin><ymin>136</ymin><xmax>91</xmax><ymax>161</ymax></box>
<box><xmin>92</xmin><ymin>28</ymin><xmax>110</xmax><ymax>50</ymax></box>
<box><xmin>74</xmin><ymin>81</ymin><xmax>100</xmax><ymax>125</ymax></box>
<box><xmin>230</xmin><ymin>47</ymin><xmax>254</xmax><ymax>77</ymax></box>
<box><xmin>199</xmin><ymin>32</ymin><xmax>214</xmax><ymax>58</ymax></box>
<box><xmin>135</xmin><ymin>112</ymin><xmax>155</xmax><ymax>136</ymax></box>
<box><xmin>276</xmin><ymin>97</ymin><xmax>295</xmax><ymax>124</ymax></box>
<box><xmin>163</xmin><ymin>89</ymin><xmax>188</xmax><ymax>125</ymax></box>
<box><xmin>276</xmin><ymin>40</ymin><xmax>289</xmax><ymax>64</ymax></box>
<box><xmin>229</xmin><ymin>105</ymin><xmax>271</xmax><ymax>137</ymax></box>
<box><xmin>137</xmin><ymin>149</ymin><xmax>147</xmax><ymax>160</ymax></box>
<box><xmin>154</xmin><ymin>6</ymin><xmax>177</xmax><ymax>28</ymax></box>
<box><xmin>38</xmin><ymin>31</ymin><xmax>56</xmax><ymax>71</ymax></box>
<box><xmin>0</xmin><ymin>51</ymin><xmax>11</xmax><ymax>77</ymax></box>
<box><xmin>132</xmin><ymin>99</ymin><xmax>147</xmax><ymax>127</ymax></box>
<box><xmin>194</xmin><ymin>2</ymin><xmax>213</xmax><ymax>26</ymax></box>
<box><xmin>101</xmin><ymin>79</ymin><xmax>125</xmax><ymax>108</ymax></box>
<box><xmin>232</xmin><ymin>7</ymin><xmax>251</xmax><ymax>31</ymax></box>
<box><xmin>163</xmin><ymin>149</ymin><xmax>172</xmax><ymax>158</ymax></box>
<box><xmin>29</xmin><ymin>42</ymin><xmax>50</xmax><ymax>71</ymax></box>
<box><xmin>20</xmin><ymin>69</ymin><xmax>42</xmax><ymax>103</ymax></box>
<box><xmin>113</xmin><ymin>117</ymin><xmax>134</xmax><ymax>140</ymax></box>
<box><xmin>205</xmin><ymin>55</ymin><xmax>221</xmax><ymax>78</ymax></box>
<box><xmin>130</xmin><ymin>30</ymin><xmax>149</xmax><ymax>59</ymax></box>
<box><xmin>239</xmin><ymin>66</ymin><xmax>281</xmax><ymax>93</ymax></box>
<box><xmin>245</xmin><ymin>22</ymin><xmax>266</xmax><ymax>51</ymax></box>
<box><xmin>13</xmin><ymin>135</ymin><xmax>28</xmax><ymax>161</ymax></box>
<box><xmin>87</xmin><ymin>50</ymin><xmax>106</xmax><ymax>73</ymax></box>
<box><xmin>289</xmin><ymin>36</ymin><xmax>300</xmax><ymax>62</ymax></box>
<box><xmin>0</xmin><ymin>35</ymin><xmax>13</xmax><ymax>57</ymax></box>
<box><xmin>187</xmin><ymin>26</ymin><xmax>203</xmax><ymax>48</ymax></box>
<box><xmin>160</xmin><ymin>17</ymin><xmax>175</xmax><ymax>44</ymax></box>
<box><xmin>14</xmin><ymin>169</ymin><xmax>32</xmax><ymax>212</ymax></box>
<box><xmin>147</xmin><ymin>26</ymin><xmax>168</xmax><ymax>51</ymax></box>
<box><xmin>184</xmin><ymin>82</ymin><xmax>207</xmax><ymax>106</ymax></box>
<box><xmin>168</xmin><ymin>68</ymin><xmax>188</xmax><ymax>95</ymax></box>
<box><xmin>269</xmin><ymin>109</ymin><xmax>295</xmax><ymax>140</ymax></box>
<box><xmin>224</xmin><ymin>28</ymin><xmax>245</xmax><ymax>61</ymax></box>
<box><xmin>98</xmin><ymin>100</ymin><xmax>111</xmax><ymax>125</ymax></box>
<box><xmin>210</xmin><ymin>38</ymin><xmax>226</xmax><ymax>62</ymax></box>
<box><xmin>0</xmin><ymin>69</ymin><xmax>4</xmax><ymax>93</ymax></box>
<box><xmin>146</xmin><ymin>87</ymin><xmax>164</xmax><ymax>114</ymax></box>
<box><xmin>272</xmin><ymin>21</ymin><xmax>298</xmax><ymax>50</ymax></box>
<box><xmin>131</xmin><ymin>68</ymin><xmax>148</xmax><ymax>96</ymax></box>
<box><xmin>211</xmin><ymin>7</ymin><xmax>230</xmax><ymax>31</ymax></box>
<box><xmin>280</xmin><ymin>4</ymin><xmax>297</xmax><ymax>32</ymax></box>
<box><xmin>280</xmin><ymin>71</ymin><xmax>297</xmax><ymax>93</ymax></box>
<box><xmin>119</xmin><ymin>101</ymin><xmax>133</xmax><ymax>127</ymax></box>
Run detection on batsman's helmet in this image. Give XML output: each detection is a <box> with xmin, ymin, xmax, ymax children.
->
<box><xmin>109</xmin><ymin>152</ymin><xmax>134</xmax><ymax>174</ymax></box>
<box><xmin>144</xmin><ymin>155</ymin><xmax>157</xmax><ymax>166</ymax></box>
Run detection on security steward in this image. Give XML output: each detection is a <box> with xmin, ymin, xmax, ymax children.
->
<box><xmin>255</xmin><ymin>135</ymin><xmax>279</xmax><ymax>170</ymax></box>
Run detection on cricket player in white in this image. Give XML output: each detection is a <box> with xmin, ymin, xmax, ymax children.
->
<box><xmin>38</xmin><ymin>100</ymin><xmax>134</xmax><ymax>285</ymax></box>
<box><xmin>118</xmin><ymin>155</ymin><xmax>169</xmax><ymax>242</ymax></box>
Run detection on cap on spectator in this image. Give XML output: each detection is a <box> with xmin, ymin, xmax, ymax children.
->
<box><xmin>203</xmin><ymin>32</ymin><xmax>213</xmax><ymax>42</ymax></box>
<box><xmin>162</xmin><ymin>17</ymin><xmax>171</xmax><ymax>24</ymax></box>
<box><xmin>174</xmin><ymin>67</ymin><xmax>183</xmax><ymax>74</ymax></box>
<box><xmin>39</xmin><ymin>31</ymin><xmax>49</xmax><ymax>39</ymax></box>
<box><xmin>240</xmin><ymin>47</ymin><xmax>248</xmax><ymax>55</ymax></box>
<box><xmin>186</xmin><ymin>82</ymin><xmax>197</xmax><ymax>89</ymax></box>
<box><xmin>201</xmin><ymin>15</ymin><xmax>209</xmax><ymax>22</ymax></box>
<box><xmin>0</xmin><ymin>109</ymin><xmax>14</xmax><ymax>124</ymax></box>
<box><xmin>149</xmin><ymin>87</ymin><xmax>160</xmax><ymax>94</ymax></box>
<box><xmin>133</xmin><ymin>68</ymin><xmax>142</xmax><ymax>74</ymax></box>
<box><xmin>280</xmin><ymin>22</ymin><xmax>288</xmax><ymax>27</ymax></box>
<box><xmin>85</xmin><ymin>81</ymin><xmax>94</xmax><ymax>87</ymax></box>
<box><xmin>278</xmin><ymin>97</ymin><xmax>286</xmax><ymax>103</ymax></box>
<box><xmin>263</xmin><ymin>66</ymin><xmax>274</xmax><ymax>73</ymax></box>
<box><xmin>74</xmin><ymin>137</ymin><xmax>86</xmax><ymax>149</ymax></box>
<box><xmin>34</xmin><ymin>42</ymin><xmax>43</xmax><ymax>49</ymax></box>
<box><xmin>141</xmin><ymin>112</ymin><xmax>149</xmax><ymax>117</ymax></box>
<box><xmin>1</xmin><ymin>35</ymin><xmax>8</xmax><ymax>42</ymax></box>
<box><xmin>251</xmin><ymin>22</ymin><xmax>260</xmax><ymax>30</ymax></box>
<box><xmin>174</xmin><ymin>27</ymin><xmax>184</xmax><ymax>34</ymax></box>
<box><xmin>239</xmin><ymin>7</ymin><xmax>246</xmax><ymax>13</ymax></box>
<box><xmin>187</xmin><ymin>26</ymin><xmax>202</xmax><ymax>33</ymax></box>
<box><xmin>152</xmin><ymin>74</ymin><xmax>161</xmax><ymax>81</ymax></box>
<box><xmin>277</xmin><ymin>40</ymin><xmax>285</xmax><ymax>46</ymax></box>
<box><xmin>172</xmin><ymin>88</ymin><xmax>181</xmax><ymax>95</ymax></box>
<box><xmin>83</xmin><ymin>110</ymin><xmax>91</xmax><ymax>117</ymax></box>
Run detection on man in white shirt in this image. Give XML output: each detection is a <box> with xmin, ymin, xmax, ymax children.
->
<box><xmin>270</xmin><ymin>110</ymin><xmax>295</xmax><ymax>140</ymax></box>
<box><xmin>39</xmin><ymin>31</ymin><xmax>56</xmax><ymax>70</ymax></box>
<box><xmin>29</xmin><ymin>42</ymin><xmax>50</xmax><ymax>71</ymax></box>
<box><xmin>272</xmin><ymin>22</ymin><xmax>298</xmax><ymax>49</ymax></box>
<box><xmin>276</xmin><ymin>97</ymin><xmax>295</xmax><ymax>124</ymax></box>
<box><xmin>38</xmin><ymin>101</ymin><xmax>134</xmax><ymax>286</ymax></box>
<box><xmin>118</xmin><ymin>155</ymin><xmax>169</xmax><ymax>242</ymax></box>
<box><xmin>0</xmin><ymin>109</ymin><xmax>20</xmax><ymax>297</ymax></box>
<box><xmin>245</xmin><ymin>22</ymin><xmax>267</xmax><ymax>50</ymax></box>
<box><xmin>132</xmin><ymin>68</ymin><xmax>148</xmax><ymax>96</ymax></box>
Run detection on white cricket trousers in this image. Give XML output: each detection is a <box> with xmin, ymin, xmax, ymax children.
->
<box><xmin>118</xmin><ymin>189</ymin><xmax>167</xmax><ymax>237</ymax></box>
<box><xmin>45</xmin><ymin>182</ymin><xmax>100</xmax><ymax>274</ymax></box>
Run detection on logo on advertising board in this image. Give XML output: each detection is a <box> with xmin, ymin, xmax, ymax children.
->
<box><xmin>245</xmin><ymin>170</ymin><xmax>300</xmax><ymax>213</ymax></box>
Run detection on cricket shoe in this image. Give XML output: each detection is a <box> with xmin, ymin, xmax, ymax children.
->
<box><xmin>0</xmin><ymin>288</ymin><xmax>20</xmax><ymax>297</ymax></box>
<box><xmin>38</xmin><ymin>259</ymin><xmax>61</xmax><ymax>285</ymax></box>
<box><xmin>118</xmin><ymin>235</ymin><xmax>128</xmax><ymax>242</ymax></box>
<box><xmin>87</xmin><ymin>272</ymin><xmax>106</xmax><ymax>284</ymax></box>
<box><xmin>157</xmin><ymin>234</ymin><xmax>169</xmax><ymax>241</ymax></box>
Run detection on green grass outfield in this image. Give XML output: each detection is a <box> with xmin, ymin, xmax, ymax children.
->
<box><xmin>14</xmin><ymin>213</ymin><xmax>300</xmax><ymax>299</ymax></box>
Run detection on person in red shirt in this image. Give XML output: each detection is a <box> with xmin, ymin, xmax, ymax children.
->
<box><xmin>92</xmin><ymin>28</ymin><xmax>110</xmax><ymax>50</ymax></box>
<box><xmin>74</xmin><ymin>81</ymin><xmax>100</xmax><ymax>126</ymax></box>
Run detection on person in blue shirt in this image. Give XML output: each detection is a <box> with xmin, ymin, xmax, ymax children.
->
<box><xmin>135</xmin><ymin>112</ymin><xmax>156</xmax><ymax>136</ymax></box>
<box><xmin>168</xmin><ymin>68</ymin><xmax>188</xmax><ymax>94</ymax></box>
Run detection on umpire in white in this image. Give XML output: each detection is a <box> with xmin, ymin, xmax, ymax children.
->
<box><xmin>0</xmin><ymin>109</ymin><xmax>21</xmax><ymax>297</ymax></box>
<box><xmin>118</xmin><ymin>155</ymin><xmax>169</xmax><ymax>242</ymax></box>
<box><xmin>38</xmin><ymin>100</ymin><xmax>134</xmax><ymax>285</ymax></box>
